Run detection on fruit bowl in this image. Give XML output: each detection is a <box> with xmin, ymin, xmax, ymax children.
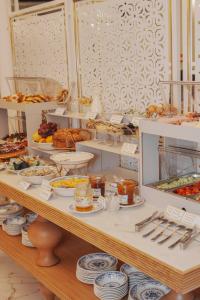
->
<box><xmin>33</xmin><ymin>141</ymin><xmax>54</xmax><ymax>150</ymax></box>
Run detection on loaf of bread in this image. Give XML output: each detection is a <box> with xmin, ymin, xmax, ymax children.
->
<box><xmin>53</xmin><ymin>129</ymin><xmax>91</xmax><ymax>149</ymax></box>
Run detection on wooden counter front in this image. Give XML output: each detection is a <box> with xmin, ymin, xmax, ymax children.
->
<box><xmin>0</xmin><ymin>173</ymin><xmax>200</xmax><ymax>294</ymax></box>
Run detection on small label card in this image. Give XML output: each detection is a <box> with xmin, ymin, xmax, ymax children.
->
<box><xmin>85</xmin><ymin>112</ymin><xmax>98</xmax><ymax>120</ymax></box>
<box><xmin>55</xmin><ymin>107</ymin><xmax>66</xmax><ymax>116</ymax></box>
<box><xmin>166</xmin><ymin>206</ymin><xmax>185</xmax><ymax>222</ymax></box>
<box><xmin>121</xmin><ymin>143</ymin><xmax>138</xmax><ymax>155</ymax></box>
<box><xmin>41</xmin><ymin>179</ymin><xmax>51</xmax><ymax>191</ymax></box>
<box><xmin>39</xmin><ymin>189</ymin><xmax>53</xmax><ymax>201</ymax></box>
<box><xmin>19</xmin><ymin>181</ymin><xmax>31</xmax><ymax>190</ymax></box>
<box><xmin>110</xmin><ymin>114</ymin><xmax>123</xmax><ymax>124</ymax></box>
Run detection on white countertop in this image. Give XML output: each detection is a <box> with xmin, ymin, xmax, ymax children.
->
<box><xmin>0</xmin><ymin>171</ymin><xmax>200</xmax><ymax>273</ymax></box>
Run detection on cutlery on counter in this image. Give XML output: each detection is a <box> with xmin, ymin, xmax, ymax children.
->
<box><xmin>180</xmin><ymin>227</ymin><xmax>200</xmax><ymax>250</ymax></box>
<box><xmin>151</xmin><ymin>221</ymin><xmax>175</xmax><ymax>241</ymax></box>
<box><xmin>168</xmin><ymin>228</ymin><xmax>193</xmax><ymax>249</ymax></box>
<box><xmin>135</xmin><ymin>211</ymin><xmax>163</xmax><ymax>232</ymax></box>
<box><xmin>142</xmin><ymin>217</ymin><xmax>167</xmax><ymax>238</ymax></box>
<box><xmin>157</xmin><ymin>224</ymin><xmax>186</xmax><ymax>245</ymax></box>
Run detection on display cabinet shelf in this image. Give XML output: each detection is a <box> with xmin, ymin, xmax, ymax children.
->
<box><xmin>0</xmin><ymin>229</ymin><xmax>98</xmax><ymax>300</ymax></box>
<box><xmin>76</xmin><ymin>140</ymin><xmax>140</xmax><ymax>159</ymax></box>
<box><xmin>0</xmin><ymin>99</ymin><xmax>58</xmax><ymax>113</ymax></box>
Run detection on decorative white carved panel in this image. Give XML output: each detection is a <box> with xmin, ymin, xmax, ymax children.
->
<box><xmin>75</xmin><ymin>0</ymin><xmax>169</xmax><ymax>112</ymax></box>
<box><xmin>11</xmin><ymin>7</ymin><xmax>68</xmax><ymax>87</ymax></box>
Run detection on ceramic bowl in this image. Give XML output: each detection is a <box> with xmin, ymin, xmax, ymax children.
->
<box><xmin>50</xmin><ymin>152</ymin><xmax>94</xmax><ymax>166</ymax></box>
<box><xmin>25</xmin><ymin>212</ymin><xmax>38</xmax><ymax>224</ymax></box>
<box><xmin>19</xmin><ymin>166</ymin><xmax>56</xmax><ymax>185</ymax></box>
<box><xmin>0</xmin><ymin>203</ymin><xmax>24</xmax><ymax>225</ymax></box>
<box><xmin>21</xmin><ymin>224</ymin><xmax>34</xmax><ymax>247</ymax></box>
<box><xmin>128</xmin><ymin>280</ymin><xmax>171</xmax><ymax>300</ymax></box>
<box><xmin>49</xmin><ymin>176</ymin><xmax>88</xmax><ymax>197</ymax></box>
<box><xmin>2</xmin><ymin>216</ymin><xmax>26</xmax><ymax>236</ymax></box>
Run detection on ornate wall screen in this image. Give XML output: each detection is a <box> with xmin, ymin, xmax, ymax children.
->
<box><xmin>75</xmin><ymin>0</ymin><xmax>169</xmax><ymax>112</ymax></box>
<box><xmin>10</xmin><ymin>5</ymin><xmax>69</xmax><ymax>88</ymax></box>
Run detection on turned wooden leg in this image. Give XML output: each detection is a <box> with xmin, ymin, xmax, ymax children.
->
<box><xmin>162</xmin><ymin>291</ymin><xmax>194</xmax><ymax>300</ymax></box>
<box><xmin>40</xmin><ymin>284</ymin><xmax>55</xmax><ymax>300</ymax></box>
<box><xmin>28</xmin><ymin>216</ymin><xmax>63</xmax><ymax>267</ymax></box>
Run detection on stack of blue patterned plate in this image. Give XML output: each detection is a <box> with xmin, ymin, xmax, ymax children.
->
<box><xmin>76</xmin><ymin>253</ymin><xmax>118</xmax><ymax>284</ymax></box>
<box><xmin>120</xmin><ymin>263</ymin><xmax>151</xmax><ymax>288</ymax></box>
<box><xmin>94</xmin><ymin>271</ymin><xmax>128</xmax><ymax>300</ymax></box>
<box><xmin>128</xmin><ymin>279</ymin><xmax>171</xmax><ymax>300</ymax></box>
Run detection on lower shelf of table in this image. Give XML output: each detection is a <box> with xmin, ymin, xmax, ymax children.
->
<box><xmin>0</xmin><ymin>229</ymin><xmax>99</xmax><ymax>300</ymax></box>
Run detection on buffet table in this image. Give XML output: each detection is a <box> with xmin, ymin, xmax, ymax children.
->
<box><xmin>0</xmin><ymin>172</ymin><xmax>200</xmax><ymax>299</ymax></box>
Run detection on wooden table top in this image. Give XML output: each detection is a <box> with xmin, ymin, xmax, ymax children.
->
<box><xmin>0</xmin><ymin>172</ymin><xmax>200</xmax><ymax>293</ymax></box>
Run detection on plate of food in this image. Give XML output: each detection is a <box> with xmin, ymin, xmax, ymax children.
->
<box><xmin>7</xmin><ymin>155</ymin><xmax>46</xmax><ymax>173</ymax></box>
<box><xmin>49</xmin><ymin>176</ymin><xmax>89</xmax><ymax>197</ymax></box>
<box><xmin>19</xmin><ymin>166</ymin><xmax>57</xmax><ymax>185</ymax></box>
<box><xmin>68</xmin><ymin>200</ymin><xmax>104</xmax><ymax>215</ymax></box>
<box><xmin>32</xmin><ymin>121</ymin><xmax>57</xmax><ymax>150</ymax></box>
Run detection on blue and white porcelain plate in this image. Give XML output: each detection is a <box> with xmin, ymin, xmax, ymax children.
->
<box><xmin>129</xmin><ymin>281</ymin><xmax>171</xmax><ymax>300</ymax></box>
<box><xmin>95</xmin><ymin>271</ymin><xmax>128</xmax><ymax>288</ymax></box>
<box><xmin>120</xmin><ymin>263</ymin><xmax>139</xmax><ymax>275</ymax></box>
<box><xmin>78</xmin><ymin>253</ymin><xmax>118</xmax><ymax>271</ymax></box>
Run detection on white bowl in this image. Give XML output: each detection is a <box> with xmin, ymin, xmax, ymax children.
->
<box><xmin>2</xmin><ymin>216</ymin><xmax>26</xmax><ymax>236</ymax></box>
<box><xmin>50</xmin><ymin>152</ymin><xmax>94</xmax><ymax>166</ymax></box>
<box><xmin>49</xmin><ymin>175</ymin><xmax>89</xmax><ymax>197</ymax></box>
<box><xmin>95</xmin><ymin>271</ymin><xmax>128</xmax><ymax>289</ymax></box>
<box><xmin>19</xmin><ymin>166</ymin><xmax>56</xmax><ymax>185</ymax></box>
<box><xmin>33</xmin><ymin>141</ymin><xmax>53</xmax><ymax>150</ymax></box>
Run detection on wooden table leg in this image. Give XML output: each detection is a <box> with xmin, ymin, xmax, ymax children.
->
<box><xmin>40</xmin><ymin>284</ymin><xmax>55</xmax><ymax>300</ymax></box>
<box><xmin>162</xmin><ymin>291</ymin><xmax>195</xmax><ymax>300</ymax></box>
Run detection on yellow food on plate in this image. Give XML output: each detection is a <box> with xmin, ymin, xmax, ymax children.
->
<box><xmin>39</xmin><ymin>138</ymin><xmax>47</xmax><ymax>143</ymax></box>
<box><xmin>46</xmin><ymin>136</ymin><xmax>53</xmax><ymax>143</ymax></box>
<box><xmin>32</xmin><ymin>132</ymin><xmax>42</xmax><ymax>142</ymax></box>
<box><xmin>51</xmin><ymin>177</ymin><xmax>89</xmax><ymax>188</ymax></box>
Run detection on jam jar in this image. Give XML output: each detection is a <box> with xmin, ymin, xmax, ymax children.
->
<box><xmin>90</xmin><ymin>176</ymin><xmax>105</xmax><ymax>199</ymax></box>
<box><xmin>117</xmin><ymin>179</ymin><xmax>137</xmax><ymax>205</ymax></box>
<box><xmin>75</xmin><ymin>183</ymin><xmax>93</xmax><ymax>212</ymax></box>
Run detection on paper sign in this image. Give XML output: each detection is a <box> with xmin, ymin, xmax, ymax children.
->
<box><xmin>166</xmin><ymin>206</ymin><xmax>185</xmax><ymax>222</ymax></box>
<box><xmin>121</xmin><ymin>143</ymin><xmax>138</xmax><ymax>155</ymax></box>
<box><xmin>19</xmin><ymin>181</ymin><xmax>31</xmax><ymax>190</ymax></box>
<box><xmin>110</xmin><ymin>115</ymin><xmax>123</xmax><ymax>124</ymax></box>
<box><xmin>85</xmin><ymin>112</ymin><xmax>98</xmax><ymax>120</ymax></box>
<box><xmin>39</xmin><ymin>189</ymin><xmax>53</xmax><ymax>201</ymax></box>
<box><xmin>41</xmin><ymin>179</ymin><xmax>51</xmax><ymax>191</ymax></box>
<box><xmin>55</xmin><ymin>107</ymin><xmax>66</xmax><ymax>115</ymax></box>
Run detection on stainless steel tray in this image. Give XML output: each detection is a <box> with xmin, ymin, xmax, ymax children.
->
<box><xmin>148</xmin><ymin>173</ymin><xmax>200</xmax><ymax>191</ymax></box>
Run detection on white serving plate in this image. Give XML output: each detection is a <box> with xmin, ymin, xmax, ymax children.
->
<box><xmin>68</xmin><ymin>200</ymin><xmax>103</xmax><ymax>215</ymax></box>
<box><xmin>49</xmin><ymin>176</ymin><xmax>89</xmax><ymax>197</ymax></box>
<box><xmin>50</xmin><ymin>152</ymin><xmax>94</xmax><ymax>166</ymax></box>
<box><xmin>33</xmin><ymin>141</ymin><xmax>54</xmax><ymax>150</ymax></box>
<box><xmin>119</xmin><ymin>199</ymin><xmax>145</xmax><ymax>209</ymax></box>
<box><xmin>18</xmin><ymin>166</ymin><xmax>56</xmax><ymax>185</ymax></box>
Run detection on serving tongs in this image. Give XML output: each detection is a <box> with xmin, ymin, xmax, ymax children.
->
<box><xmin>180</xmin><ymin>227</ymin><xmax>200</xmax><ymax>250</ymax></box>
<box><xmin>135</xmin><ymin>211</ymin><xmax>161</xmax><ymax>232</ymax></box>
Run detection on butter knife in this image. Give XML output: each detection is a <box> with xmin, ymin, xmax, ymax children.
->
<box><xmin>135</xmin><ymin>211</ymin><xmax>159</xmax><ymax>232</ymax></box>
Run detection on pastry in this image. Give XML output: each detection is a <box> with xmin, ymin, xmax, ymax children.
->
<box><xmin>53</xmin><ymin>129</ymin><xmax>91</xmax><ymax>149</ymax></box>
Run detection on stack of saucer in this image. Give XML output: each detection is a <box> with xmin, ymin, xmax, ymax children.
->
<box><xmin>76</xmin><ymin>253</ymin><xmax>118</xmax><ymax>284</ymax></box>
<box><xmin>94</xmin><ymin>271</ymin><xmax>128</xmax><ymax>300</ymax></box>
<box><xmin>120</xmin><ymin>263</ymin><xmax>151</xmax><ymax>288</ymax></box>
<box><xmin>0</xmin><ymin>203</ymin><xmax>23</xmax><ymax>225</ymax></box>
<box><xmin>2</xmin><ymin>216</ymin><xmax>26</xmax><ymax>236</ymax></box>
<box><xmin>128</xmin><ymin>279</ymin><xmax>171</xmax><ymax>300</ymax></box>
<box><xmin>21</xmin><ymin>224</ymin><xmax>34</xmax><ymax>247</ymax></box>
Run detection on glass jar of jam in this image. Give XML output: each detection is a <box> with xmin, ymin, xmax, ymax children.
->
<box><xmin>75</xmin><ymin>183</ymin><xmax>93</xmax><ymax>212</ymax></box>
<box><xmin>117</xmin><ymin>179</ymin><xmax>137</xmax><ymax>205</ymax></box>
<box><xmin>90</xmin><ymin>176</ymin><xmax>105</xmax><ymax>199</ymax></box>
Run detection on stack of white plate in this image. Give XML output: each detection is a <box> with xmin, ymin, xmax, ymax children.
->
<box><xmin>76</xmin><ymin>253</ymin><xmax>118</xmax><ymax>284</ymax></box>
<box><xmin>0</xmin><ymin>203</ymin><xmax>23</xmax><ymax>225</ymax></box>
<box><xmin>94</xmin><ymin>271</ymin><xmax>128</xmax><ymax>300</ymax></box>
<box><xmin>120</xmin><ymin>264</ymin><xmax>151</xmax><ymax>288</ymax></box>
<box><xmin>2</xmin><ymin>216</ymin><xmax>26</xmax><ymax>236</ymax></box>
<box><xmin>128</xmin><ymin>279</ymin><xmax>171</xmax><ymax>300</ymax></box>
<box><xmin>21</xmin><ymin>224</ymin><xmax>34</xmax><ymax>247</ymax></box>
